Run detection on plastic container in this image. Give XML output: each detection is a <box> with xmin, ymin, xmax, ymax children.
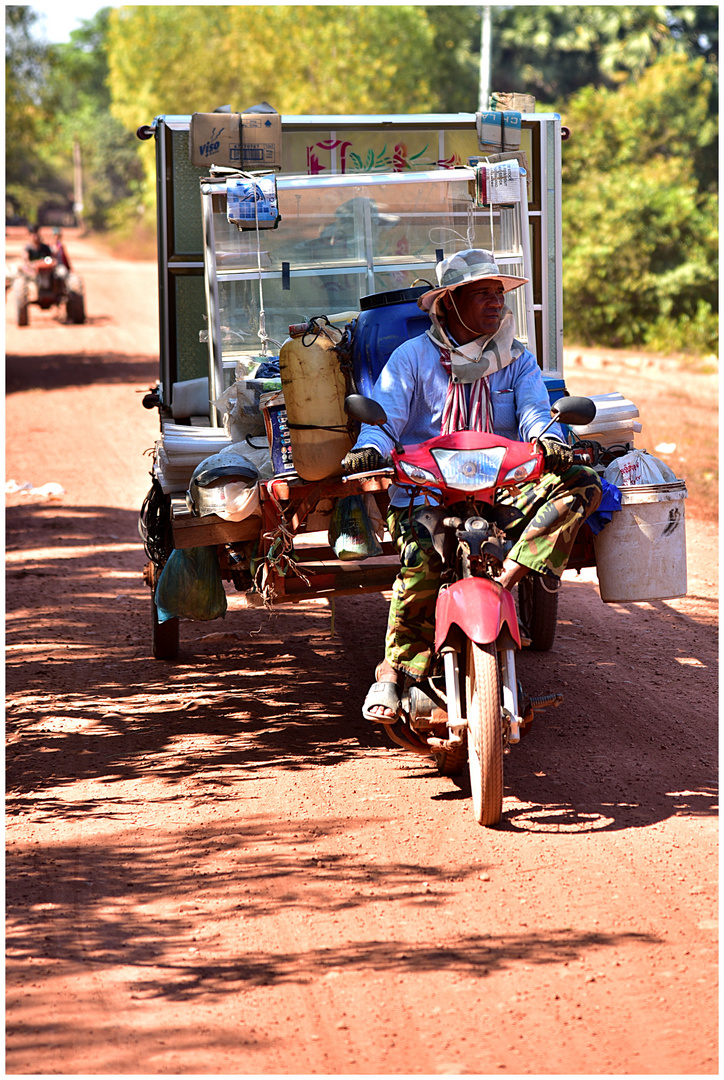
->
<box><xmin>172</xmin><ymin>377</ymin><xmax>210</xmax><ymax>419</ymax></box>
<box><xmin>593</xmin><ymin>480</ymin><xmax>688</xmax><ymax>602</ymax></box>
<box><xmin>571</xmin><ymin>392</ymin><xmax>642</xmax><ymax>449</ymax></box>
<box><xmin>278</xmin><ymin>322</ymin><xmax>353</xmax><ymax>481</ymax></box>
<box><xmin>260</xmin><ymin>390</ymin><xmax>296</xmax><ymax>477</ymax></box>
<box><xmin>351</xmin><ymin>286</ymin><xmax>431</xmax><ymax>396</ymax></box>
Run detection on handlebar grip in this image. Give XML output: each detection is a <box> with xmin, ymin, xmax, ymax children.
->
<box><xmin>341</xmin><ymin>468</ymin><xmax>395</xmax><ymax>482</ymax></box>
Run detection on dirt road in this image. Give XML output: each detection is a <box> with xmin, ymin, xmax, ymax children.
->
<box><xmin>5</xmin><ymin>231</ymin><xmax>718</xmax><ymax>1074</ymax></box>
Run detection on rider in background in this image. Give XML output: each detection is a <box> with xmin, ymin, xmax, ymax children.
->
<box><xmin>51</xmin><ymin>227</ymin><xmax>72</xmax><ymax>270</ymax></box>
<box><xmin>341</xmin><ymin>248</ymin><xmax>602</xmax><ymax>723</ymax></box>
<box><xmin>23</xmin><ymin>226</ymin><xmax>53</xmax><ymax>270</ymax></box>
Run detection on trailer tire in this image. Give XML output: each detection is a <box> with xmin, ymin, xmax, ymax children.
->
<box><xmin>518</xmin><ymin>573</ymin><xmax>559</xmax><ymax>652</ymax></box>
<box><xmin>152</xmin><ymin>596</ymin><xmax>179</xmax><ymax>660</ymax></box>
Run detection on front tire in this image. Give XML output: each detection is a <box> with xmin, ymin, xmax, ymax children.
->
<box><xmin>13</xmin><ymin>277</ymin><xmax>29</xmax><ymax>326</ymax></box>
<box><xmin>465</xmin><ymin>640</ymin><xmax>503</xmax><ymax>826</ymax></box>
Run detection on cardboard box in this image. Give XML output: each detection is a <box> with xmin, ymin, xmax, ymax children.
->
<box><xmin>475</xmin><ymin>109</ymin><xmax>521</xmax><ymax>152</ymax></box>
<box><xmin>189</xmin><ymin>112</ymin><xmax>242</xmax><ymax>168</ymax></box>
<box><xmin>241</xmin><ymin>102</ymin><xmax>282</xmax><ymax>170</ymax></box>
<box><xmin>490</xmin><ymin>91</ymin><xmax>536</xmax><ymax>113</ymax></box>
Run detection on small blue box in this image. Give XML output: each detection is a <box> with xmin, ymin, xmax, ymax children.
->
<box><xmin>542</xmin><ymin>372</ymin><xmax>567</xmax><ymax>406</ymax></box>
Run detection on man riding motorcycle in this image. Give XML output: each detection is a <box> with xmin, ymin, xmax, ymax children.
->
<box><xmin>23</xmin><ymin>226</ymin><xmax>53</xmax><ymax>269</ymax></box>
<box><xmin>341</xmin><ymin>248</ymin><xmax>602</xmax><ymax>723</ymax></box>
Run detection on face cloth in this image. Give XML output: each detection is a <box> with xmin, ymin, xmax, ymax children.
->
<box><xmin>427</xmin><ymin>304</ymin><xmax>525</xmax><ymax>432</ymax></box>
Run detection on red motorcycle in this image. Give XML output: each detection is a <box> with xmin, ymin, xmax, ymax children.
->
<box><xmin>344</xmin><ymin>392</ymin><xmax>596</xmax><ymax>827</ymax></box>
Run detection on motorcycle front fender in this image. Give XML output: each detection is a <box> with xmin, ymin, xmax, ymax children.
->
<box><xmin>435</xmin><ymin>577</ymin><xmax>521</xmax><ymax>652</ymax></box>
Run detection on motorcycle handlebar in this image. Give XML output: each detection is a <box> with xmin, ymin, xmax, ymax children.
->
<box><xmin>341</xmin><ymin>467</ymin><xmax>395</xmax><ymax>482</ymax></box>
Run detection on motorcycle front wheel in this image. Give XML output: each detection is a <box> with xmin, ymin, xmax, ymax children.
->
<box><xmin>465</xmin><ymin>640</ymin><xmax>503</xmax><ymax>826</ymax></box>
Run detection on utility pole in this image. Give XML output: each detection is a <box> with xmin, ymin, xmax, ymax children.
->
<box><xmin>478</xmin><ymin>5</ymin><xmax>492</xmax><ymax>112</ymax></box>
<box><xmin>73</xmin><ymin>139</ymin><xmax>84</xmax><ymax>231</ymax></box>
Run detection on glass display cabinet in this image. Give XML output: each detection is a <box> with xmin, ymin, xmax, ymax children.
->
<box><xmin>149</xmin><ymin>113</ymin><xmax>564</xmax><ymax>401</ymax></box>
<box><xmin>200</xmin><ymin>167</ymin><xmax>537</xmax><ymax>410</ymax></box>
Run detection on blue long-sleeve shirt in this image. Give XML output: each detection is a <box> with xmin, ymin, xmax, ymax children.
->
<box><xmin>352</xmin><ymin>333</ymin><xmax>564</xmax><ymax>507</ymax></box>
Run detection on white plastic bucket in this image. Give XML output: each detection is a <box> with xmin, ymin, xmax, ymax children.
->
<box><xmin>593</xmin><ymin>481</ymin><xmax>688</xmax><ymax>602</ymax></box>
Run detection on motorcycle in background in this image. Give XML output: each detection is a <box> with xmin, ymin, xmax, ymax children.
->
<box><xmin>11</xmin><ymin>256</ymin><xmax>86</xmax><ymax>327</ymax></box>
<box><xmin>344</xmin><ymin>392</ymin><xmax>597</xmax><ymax>827</ymax></box>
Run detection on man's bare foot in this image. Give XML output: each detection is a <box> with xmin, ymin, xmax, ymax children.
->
<box><xmin>498</xmin><ymin>558</ymin><xmax>529</xmax><ymax>591</ymax></box>
<box><xmin>363</xmin><ymin>660</ymin><xmax>400</xmax><ymax>723</ymax></box>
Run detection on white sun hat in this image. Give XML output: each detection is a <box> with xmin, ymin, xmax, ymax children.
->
<box><xmin>418</xmin><ymin>248</ymin><xmax>528</xmax><ymax>312</ymax></box>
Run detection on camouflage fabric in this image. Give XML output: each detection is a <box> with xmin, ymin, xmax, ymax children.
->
<box><xmin>383</xmin><ymin>464</ymin><xmax>601</xmax><ymax>679</ymax></box>
<box><xmin>492</xmin><ymin>463</ymin><xmax>602</xmax><ymax>578</ymax></box>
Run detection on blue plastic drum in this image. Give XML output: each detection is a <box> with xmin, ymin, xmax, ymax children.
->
<box><xmin>351</xmin><ymin>286</ymin><xmax>432</xmax><ymax>397</ymax></box>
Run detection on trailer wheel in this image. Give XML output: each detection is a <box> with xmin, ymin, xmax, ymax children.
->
<box><xmin>517</xmin><ymin>573</ymin><xmax>560</xmax><ymax>652</ymax></box>
<box><xmin>152</xmin><ymin>594</ymin><xmax>179</xmax><ymax>660</ymax></box>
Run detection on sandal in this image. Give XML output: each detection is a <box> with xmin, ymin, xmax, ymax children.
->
<box><xmin>362</xmin><ymin>664</ymin><xmax>401</xmax><ymax>723</ymax></box>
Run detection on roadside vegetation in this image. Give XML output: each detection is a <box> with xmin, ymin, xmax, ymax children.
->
<box><xmin>5</xmin><ymin>4</ymin><xmax>717</xmax><ymax>356</ymax></box>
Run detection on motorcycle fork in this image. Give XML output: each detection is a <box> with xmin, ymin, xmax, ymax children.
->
<box><xmin>440</xmin><ymin>641</ymin><xmax>522</xmax><ymax>750</ymax></box>
<box><xmin>440</xmin><ymin>646</ymin><xmax>465</xmax><ymax>747</ymax></box>
<box><xmin>499</xmin><ymin>647</ymin><xmax>522</xmax><ymax>746</ymax></box>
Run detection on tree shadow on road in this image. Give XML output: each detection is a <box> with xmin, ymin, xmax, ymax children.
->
<box><xmin>6</xmin><ymin>503</ymin><xmax>718</xmax><ymax>839</ymax></box>
<box><xmin>6</xmin><ymin>350</ymin><xmax>156</xmax><ymax>393</ymax></box>
<box><xmin>7</xmin><ymin>812</ymin><xmax>662</xmax><ymax>1003</ymax></box>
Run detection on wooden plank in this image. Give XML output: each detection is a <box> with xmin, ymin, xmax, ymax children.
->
<box><xmin>172</xmin><ymin>513</ymin><xmax>262</xmax><ymax>549</ymax></box>
<box><xmin>281</xmin><ymin>562</ymin><xmax>399</xmax><ymax>596</ymax></box>
<box><xmin>263</xmin><ymin>475</ymin><xmax>391</xmax><ymax>502</ymax></box>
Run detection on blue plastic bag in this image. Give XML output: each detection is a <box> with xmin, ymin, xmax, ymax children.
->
<box><xmin>585</xmin><ymin>477</ymin><xmax>623</xmax><ymax>536</ymax></box>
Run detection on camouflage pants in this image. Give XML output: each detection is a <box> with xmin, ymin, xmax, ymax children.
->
<box><xmin>384</xmin><ymin>464</ymin><xmax>601</xmax><ymax>679</ymax></box>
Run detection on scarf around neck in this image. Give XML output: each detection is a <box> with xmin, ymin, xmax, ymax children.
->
<box><xmin>427</xmin><ymin>307</ymin><xmax>525</xmax><ymax>433</ymax></box>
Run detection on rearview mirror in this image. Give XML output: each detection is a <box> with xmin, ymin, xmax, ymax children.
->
<box><xmin>551</xmin><ymin>395</ymin><xmax>597</xmax><ymax>427</ymax></box>
<box><xmin>344</xmin><ymin>394</ymin><xmax>388</xmax><ymax>427</ymax></box>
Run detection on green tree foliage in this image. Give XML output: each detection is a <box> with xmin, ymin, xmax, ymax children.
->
<box><xmin>41</xmin><ymin>9</ymin><xmax>146</xmax><ymax>230</ymax></box>
<box><xmin>490</xmin><ymin>5</ymin><xmax>716</xmax><ymax>102</ymax></box>
<box><xmin>422</xmin><ymin>5</ymin><xmax>480</xmax><ymax>112</ymax></box>
<box><xmin>107</xmin><ymin>5</ymin><xmax>435</xmax><ymax>126</ymax></box>
<box><xmin>561</xmin><ymin>54</ymin><xmax>718</xmax><ymax>353</ymax></box>
<box><xmin>5</xmin><ymin>5</ymin><xmax>57</xmax><ymax>220</ymax></box>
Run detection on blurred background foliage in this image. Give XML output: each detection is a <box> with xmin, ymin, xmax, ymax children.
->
<box><xmin>5</xmin><ymin>4</ymin><xmax>717</xmax><ymax>354</ymax></box>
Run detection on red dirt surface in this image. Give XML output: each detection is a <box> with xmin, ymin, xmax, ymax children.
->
<box><xmin>5</xmin><ymin>229</ymin><xmax>718</xmax><ymax>1074</ymax></box>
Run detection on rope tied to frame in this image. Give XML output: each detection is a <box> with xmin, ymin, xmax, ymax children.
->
<box><xmin>251</xmin><ymin>481</ymin><xmax>313</xmax><ymax>607</ymax></box>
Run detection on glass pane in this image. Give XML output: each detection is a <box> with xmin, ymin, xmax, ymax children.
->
<box><xmin>174</xmin><ymin>275</ymin><xmax>209</xmax><ymax>382</ymax></box>
<box><xmin>171</xmin><ymin>129</ymin><xmax>206</xmax><ymax>256</ymax></box>
<box><xmin>206</xmin><ymin>170</ymin><xmax>533</xmax><ymax>358</ymax></box>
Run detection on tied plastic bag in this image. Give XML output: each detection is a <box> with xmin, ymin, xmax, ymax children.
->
<box><xmin>214</xmin><ymin>376</ymin><xmax>282</xmax><ymax>442</ymax></box>
<box><xmin>328</xmin><ymin>495</ymin><xmax>383</xmax><ymax>562</ymax></box>
<box><xmin>155</xmin><ymin>546</ymin><xmax>227</xmax><ymax>623</ymax></box>
<box><xmin>603</xmin><ymin>449</ymin><xmax>678</xmax><ymax>488</ymax></box>
<box><xmin>584</xmin><ymin>477</ymin><xmax>622</xmax><ymax>536</ymax></box>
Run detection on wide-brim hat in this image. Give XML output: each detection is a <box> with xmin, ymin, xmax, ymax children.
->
<box><xmin>418</xmin><ymin>248</ymin><xmax>528</xmax><ymax>312</ymax></box>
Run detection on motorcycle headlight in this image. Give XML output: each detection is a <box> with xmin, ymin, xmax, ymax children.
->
<box><xmin>398</xmin><ymin>459</ymin><xmax>439</xmax><ymax>485</ymax></box>
<box><xmin>430</xmin><ymin>447</ymin><xmax>507</xmax><ymax>491</ymax></box>
<box><xmin>503</xmin><ymin>457</ymin><xmax>538</xmax><ymax>483</ymax></box>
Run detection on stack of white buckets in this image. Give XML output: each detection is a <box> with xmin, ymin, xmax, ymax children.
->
<box><xmin>570</xmin><ymin>393</ymin><xmax>688</xmax><ymax>603</ymax></box>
